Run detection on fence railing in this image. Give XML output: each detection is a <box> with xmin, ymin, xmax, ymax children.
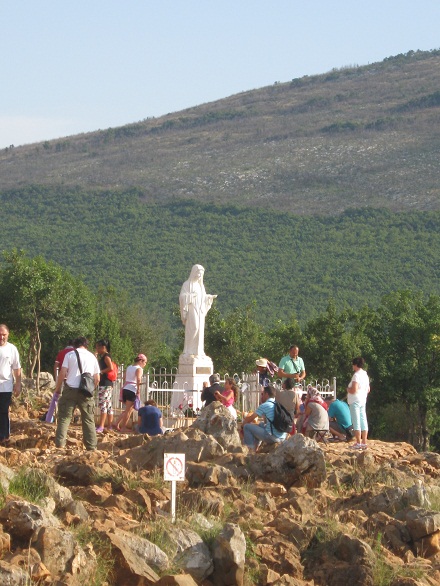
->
<box><xmin>103</xmin><ymin>367</ymin><xmax>336</xmax><ymax>429</ymax></box>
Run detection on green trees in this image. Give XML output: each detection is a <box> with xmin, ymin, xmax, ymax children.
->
<box><xmin>364</xmin><ymin>291</ymin><xmax>440</xmax><ymax>450</ymax></box>
<box><xmin>0</xmin><ymin>252</ymin><xmax>169</xmax><ymax>381</ymax></box>
<box><xmin>0</xmin><ymin>250</ymin><xmax>95</xmax><ymax>382</ymax></box>
<box><xmin>205</xmin><ymin>303</ymin><xmax>266</xmax><ymax>374</ymax></box>
<box><xmin>303</xmin><ymin>300</ymin><xmax>361</xmax><ymax>382</ymax></box>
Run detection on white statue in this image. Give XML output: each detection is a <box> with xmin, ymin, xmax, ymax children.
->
<box><xmin>179</xmin><ymin>264</ymin><xmax>217</xmax><ymax>357</ymax></box>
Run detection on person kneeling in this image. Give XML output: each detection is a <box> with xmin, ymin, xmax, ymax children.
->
<box><xmin>242</xmin><ymin>386</ymin><xmax>287</xmax><ymax>452</ymax></box>
<box><xmin>137</xmin><ymin>400</ymin><xmax>163</xmax><ymax>436</ymax></box>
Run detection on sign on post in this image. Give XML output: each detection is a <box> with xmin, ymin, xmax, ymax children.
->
<box><xmin>164</xmin><ymin>453</ymin><xmax>185</xmax><ymax>523</ymax></box>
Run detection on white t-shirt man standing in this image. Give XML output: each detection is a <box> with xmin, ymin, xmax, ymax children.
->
<box><xmin>0</xmin><ymin>324</ymin><xmax>21</xmax><ymax>444</ymax></box>
<box><xmin>54</xmin><ymin>337</ymin><xmax>100</xmax><ymax>451</ymax></box>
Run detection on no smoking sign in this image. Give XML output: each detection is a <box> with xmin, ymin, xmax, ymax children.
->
<box><xmin>164</xmin><ymin>453</ymin><xmax>186</xmax><ymax>482</ymax></box>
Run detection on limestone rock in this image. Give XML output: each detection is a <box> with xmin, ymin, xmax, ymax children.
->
<box><xmin>32</xmin><ymin>525</ymin><xmax>96</xmax><ymax>581</ymax></box>
<box><xmin>186</xmin><ymin>461</ymin><xmax>234</xmax><ymax>487</ymax></box>
<box><xmin>74</xmin><ymin>484</ymin><xmax>112</xmax><ymax>505</ymax></box>
<box><xmin>101</xmin><ymin>527</ymin><xmax>168</xmax><ymax>583</ymax></box>
<box><xmin>259</xmin><ymin>563</ymin><xmax>281</xmax><ymax>585</ymax></box>
<box><xmin>155</xmin><ymin>575</ymin><xmax>199</xmax><ymax>586</ymax></box>
<box><xmin>191</xmin><ymin>402</ymin><xmax>243</xmax><ymax>451</ymax></box>
<box><xmin>0</xmin><ymin>463</ymin><xmax>14</xmax><ymax>492</ymax></box>
<box><xmin>305</xmin><ymin>534</ymin><xmax>375</xmax><ymax>586</ymax></box>
<box><xmin>365</xmin><ymin>483</ymin><xmax>431</xmax><ymax>517</ymax></box>
<box><xmin>102</xmin><ymin>494</ymin><xmax>141</xmax><ymax>518</ymax></box>
<box><xmin>0</xmin><ymin>559</ymin><xmax>29</xmax><ymax>585</ymax></box>
<box><xmin>63</xmin><ymin>499</ymin><xmax>89</xmax><ymax>523</ymax></box>
<box><xmin>123</xmin><ymin>488</ymin><xmax>153</xmax><ymax>516</ymax></box>
<box><xmin>0</xmin><ymin>500</ymin><xmax>60</xmax><ymax>541</ymax></box>
<box><xmin>211</xmin><ymin>523</ymin><xmax>246</xmax><ymax>586</ymax></box>
<box><xmin>44</xmin><ymin>475</ymin><xmax>74</xmax><ymax>508</ymax></box>
<box><xmin>54</xmin><ymin>452</ymin><xmax>122</xmax><ymax>486</ymax></box>
<box><xmin>179</xmin><ymin>488</ymin><xmax>225</xmax><ymax>516</ymax></box>
<box><xmin>118</xmin><ymin>428</ymin><xmax>225</xmax><ymax>471</ymax></box>
<box><xmin>247</xmin><ymin>434</ymin><xmax>326</xmax><ymax>488</ymax></box>
<box><xmin>166</xmin><ymin>526</ymin><xmax>213</xmax><ymax>581</ymax></box>
<box><xmin>405</xmin><ymin>508</ymin><xmax>440</xmax><ymax>541</ymax></box>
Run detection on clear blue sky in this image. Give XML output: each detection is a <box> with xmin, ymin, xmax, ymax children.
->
<box><xmin>1</xmin><ymin>0</ymin><xmax>439</xmax><ymax>149</ymax></box>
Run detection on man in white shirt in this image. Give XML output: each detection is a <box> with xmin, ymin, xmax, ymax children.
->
<box><xmin>0</xmin><ymin>324</ymin><xmax>21</xmax><ymax>444</ymax></box>
<box><xmin>54</xmin><ymin>336</ymin><xmax>100</xmax><ymax>451</ymax></box>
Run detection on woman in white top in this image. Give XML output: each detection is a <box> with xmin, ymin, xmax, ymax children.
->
<box><xmin>347</xmin><ymin>356</ymin><xmax>370</xmax><ymax>450</ymax></box>
<box><xmin>114</xmin><ymin>353</ymin><xmax>147</xmax><ymax>432</ymax></box>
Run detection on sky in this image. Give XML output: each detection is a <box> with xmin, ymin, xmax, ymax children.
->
<box><xmin>1</xmin><ymin>0</ymin><xmax>440</xmax><ymax>149</ymax></box>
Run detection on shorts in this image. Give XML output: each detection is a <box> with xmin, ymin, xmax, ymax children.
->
<box><xmin>122</xmin><ymin>388</ymin><xmax>136</xmax><ymax>403</ymax></box>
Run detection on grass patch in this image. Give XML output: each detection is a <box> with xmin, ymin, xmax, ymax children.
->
<box><xmin>302</xmin><ymin>514</ymin><xmax>343</xmax><ymax>566</ymax></box>
<box><xmin>9</xmin><ymin>467</ymin><xmax>50</xmax><ymax>505</ymax></box>
<box><xmin>148</xmin><ymin>467</ymin><xmax>167</xmax><ymax>491</ymax></box>
<box><xmin>92</xmin><ymin>467</ymin><xmax>143</xmax><ymax>491</ymax></box>
<box><xmin>0</xmin><ymin>484</ymin><xmax>6</xmax><ymax>509</ymax></box>
<box><xmin>73</xmin><ymin>522</ymin><xmax>114</xmax><ymax>586</ymax></box>
<box><xmin>343</xmin><ymin>465</ymin><xmax>406</xmax><ymax>494</ymax></box>
<box><xmin>370</xmin><ymin>532</ymin><xmax>425</xmax><ymax>586</ymax></box>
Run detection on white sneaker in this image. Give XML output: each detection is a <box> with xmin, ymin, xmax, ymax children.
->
<box><xmin>351</xmin><ymin>443</ymin><xmax>363</xmax><ymax>450</ymax></box>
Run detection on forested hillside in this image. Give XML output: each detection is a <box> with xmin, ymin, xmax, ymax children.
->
<box><xmin>1</xmin><ymin>186</ymin><xmax>439</xmax><ymax>334</ymax></box>
<box><xmin>1</xmin><ymin>50</ymin><xmax>440</xmax><ymax>214</ymax></box>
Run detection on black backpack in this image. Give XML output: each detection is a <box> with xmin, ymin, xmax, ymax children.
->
<box><xmin>268</xmin><ymin>401</ymin><xmax>293</xmax><ymax>434</ymax></box>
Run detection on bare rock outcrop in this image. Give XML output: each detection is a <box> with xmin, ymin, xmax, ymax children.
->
<box><xmin>191</xmin><ymin>402</ymin><xmax>243</xmax><ymax>452</ymax></box>
<box><xmin>165</xmin><ymin>525</ymin><xmax>213</xmax><ymax>581</ymax></box>
<box><xmin>0</xmin><ymin>500</ymin><xmax>60</xmax><ymax>542</ymax></box>
<box><xmin>99</xmin><ymin>526</ymin><xmax>168</xmax><ymax>584</ymax></box>
<box><xmin>117</xmin><ymin>427</ymin><xmax>225</xmax><ymax>471</ymax></box>
<box><xmin>211</xmin><ymin>523</ymin><xmax>246</xmax><ymax>586</ymax></box>
<box><xmin>247</xmin><ymin>433</ymin><xmax>327</xmax><ymax>487</ymax></box>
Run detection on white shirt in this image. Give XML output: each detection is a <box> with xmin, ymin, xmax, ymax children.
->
<box><xmin>0</xmin><ymin>342</ymin><xmax>21</xmax><ymax>393</ymax></box>
<box><xmin>123</xmin><ymin>364</ymin><xmax>142</xmax><ymax>393</ymax></box>
<box><xmin>347</xmin><ymin>368</ymin><xmax>370</xmax><ymax>405</ymax></box>
<box><xmin>62</xmin><ymin>348</ymin><xmax>100</xmax><ymax>388</ymax></box>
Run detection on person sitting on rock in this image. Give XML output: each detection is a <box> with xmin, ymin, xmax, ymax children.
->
<box><xmin>303</xmin><ymin>386</ymin><xmax>329</xmax><ymax>441</ymax></box>
<box><xmin>214</xmin><ymin>377</ymin><xmax>238</xmax><ymax>419</ymax></box>
<box><xmin>274</xmin><ymin>378</ymin><xmax>300</xmax><ymax>434</ymax></box>
<box><xmin>295</xmin><ymin>392</ymin><xmax>308</xmax><ymax>435</ymax></box>
<box><xmin>326</xmin><ymin>396</ymin><xmax>354</xmax><ymax>442</ymax></box>
<box><xmin>242</xmin><ymin>386</ymin><xmax>287</xmax><ymax>452</ymax></box>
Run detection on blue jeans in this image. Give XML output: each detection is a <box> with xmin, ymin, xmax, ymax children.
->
<box><xmin>243</xmin><ymin>422</ymin><xmax>282</xmax><ymax>450</ymax></box>
<box><xmin>0</xmin><ymin>392</ymin><xmax>12</xmax><ymax>440</ymax></box>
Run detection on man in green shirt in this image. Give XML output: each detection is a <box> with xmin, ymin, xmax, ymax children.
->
<box><xmin>278</xmin><ymin>345</ymin><xmax>306</xmax><ymax>386</ymax></box>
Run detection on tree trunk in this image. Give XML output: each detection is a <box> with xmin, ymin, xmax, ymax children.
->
<box><xmin>419</xmin><ymin>404</ymin><xmax>429</xmax><ymax>452</ymax></box>
<box><xmin>34</xmin><ymin>313</ymin><xmax>41</xmax><ymax>393</ymax></box>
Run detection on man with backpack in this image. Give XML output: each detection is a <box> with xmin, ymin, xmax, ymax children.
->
<box><xmin>242</xmin><ymin>386</ymin><xmax>289</xmax><ymax>452</ymax></box>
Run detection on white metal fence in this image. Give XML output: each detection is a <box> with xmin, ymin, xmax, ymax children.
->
<box><xmin>104</xmin><ymin>366</ymin><xmax>336</xmax><ymax>428</ymax></box>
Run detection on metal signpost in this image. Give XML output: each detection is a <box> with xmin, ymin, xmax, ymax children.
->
<box><xmin>163</xmin><ymin>453</ymin><xmax>186</xmax><ymax>523</ymax></box>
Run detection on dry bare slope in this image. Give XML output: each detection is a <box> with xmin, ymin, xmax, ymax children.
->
<box><xmin>2</xmin><ymin>50</ymin><xmax>440</xmax><ymax>215</ymax></box>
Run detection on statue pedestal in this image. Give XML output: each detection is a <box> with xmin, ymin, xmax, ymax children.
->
<box><xmin>170</xmin><ymin>354</ymin><xmax>214</xmax><ymax>414</ymax></box>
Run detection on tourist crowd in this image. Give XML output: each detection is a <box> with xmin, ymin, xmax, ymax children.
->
<box><xmin>0</xmin><ymin>324</ymin><xmax>370</xmax><ymax>453</ymax></box>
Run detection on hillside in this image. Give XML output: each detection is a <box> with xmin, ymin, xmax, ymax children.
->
<box><xmin>2</xmin><ymin>49</ymin><xmax>440</xmax><ymax>215</ymax></box>
<box><xmin>1</xmin><ymin>187</ymin><xmax>439</xmax><ymax>331</ymax></box>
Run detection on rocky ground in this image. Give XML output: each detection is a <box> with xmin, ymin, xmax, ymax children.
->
<box><xmin>1</xmin><ymin>388</ymin><xmax>440</xmax><ymax>585</ymax></box>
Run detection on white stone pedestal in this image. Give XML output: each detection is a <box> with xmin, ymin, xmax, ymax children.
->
<box><xmin>170</xmin><ymin>354</ymin><xmax>214</xmax><ymax>414</ymax></box>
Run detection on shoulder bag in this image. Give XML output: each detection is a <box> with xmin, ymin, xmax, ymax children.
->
<box><xmin>74</xmin><ymin>349</ymin><xmax>96</xmax><ymax>397</ymax></box>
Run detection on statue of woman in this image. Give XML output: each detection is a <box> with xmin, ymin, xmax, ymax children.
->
<box><xmin>179</xmin><ymin>265</ymin><xmax>217</xmax><ymax>357</ymax></box>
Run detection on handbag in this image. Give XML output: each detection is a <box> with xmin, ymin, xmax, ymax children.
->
<box><xmin>134</xmin><ymin>396</ymin><xmax>141</xmax><ymax>411</ymax></box>
<box><xmin>74</xmin><ymin>349</ymin><xmax>96</xmax><ymax>397</ymax></box>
